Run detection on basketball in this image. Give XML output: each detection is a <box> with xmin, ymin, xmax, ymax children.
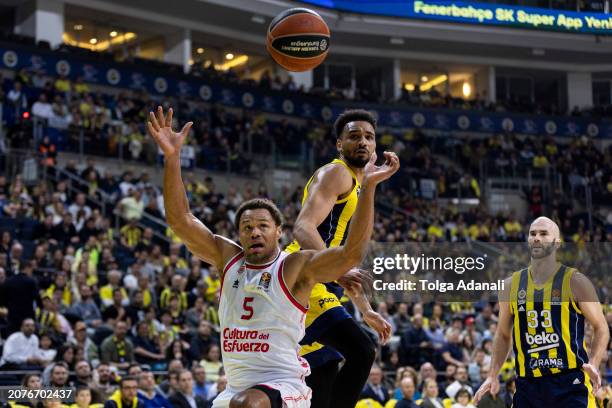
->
<box><xmin>266</xmin><ymin>8</ymin><xmax>330</xmax><ymax>72</ymax></box>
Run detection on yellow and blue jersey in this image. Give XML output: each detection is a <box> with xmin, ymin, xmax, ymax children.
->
<box><xmin>510</xmin><ymin>264</ymin><xmax>589</xmax><ymax>378</ymax></box>
<box><xmin>285</xmin><ymin>158</ymin><xmax>360</xmax><ymax>367</ymax></box>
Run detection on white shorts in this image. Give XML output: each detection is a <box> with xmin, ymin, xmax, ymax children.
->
<box><xmin>211</xmin><ymin>381</ymin><xmax>311</xmax><ymax>408</ymax></box>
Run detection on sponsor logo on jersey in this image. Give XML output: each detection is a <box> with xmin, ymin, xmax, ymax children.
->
<box><xmin>318</xmin><ymin>297</ymin><xmax>338</xmax><ymax>308</ymax></box>
<box><xmin>526</xmin><ymin>331</ymin><xmax>560</xmax><ymax>353</ymax></box>
<box><xmin>258</xmin><ymin>272</ymin><xmax>271</xmax><ymax>291</ymax></box>
<box><xmin>518</xmin><ymin>289</ymin><xmax>526</xmax><ymax>305</ymax></box>
<box><xmin>551</xmin><ymin>288</ymin><xmax>562</xmax><ymax>305</ymax></box>
<box><xmin>238</xmin><ymin>264</ymin><xmax>246</xmax><ymax>274</ymax></box>
<box><xmin>529</xmin><ymin>357</ymin><xmax>564</xmax><ymax>370</ymax></box>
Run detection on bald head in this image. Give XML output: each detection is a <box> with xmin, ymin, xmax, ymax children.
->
<box><xmin>529</xmin><ymin>217</ymin><xmax>560</xmax><ymax>240</ymax></box>
<box><xmin>528</xmin><ymin>217</ymin><xmax>561</xmax><ymax>259</ymax></box>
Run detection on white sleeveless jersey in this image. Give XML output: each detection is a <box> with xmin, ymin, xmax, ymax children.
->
<box><xmin>219</xmin><ymin>250</ymin><xmax>311</xmax><ymax>391</ymax></box>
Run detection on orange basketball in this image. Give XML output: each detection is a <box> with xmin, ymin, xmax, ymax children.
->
<box><xmin>266</xmin><ymin>8</ymin><xmax>330</xmax><ymax>72</ymax></box>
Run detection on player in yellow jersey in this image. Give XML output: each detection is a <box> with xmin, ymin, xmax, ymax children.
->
<box><xmin>474</xmin><ymin>217</ymin><xmax>609</xmax><ymax>407</ymax></box>
<box><xmin>285</xmin><ymin>109</ymin><xmax>392</xmax><ymax>408</ymax></box>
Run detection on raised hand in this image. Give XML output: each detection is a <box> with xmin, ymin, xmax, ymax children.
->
<box><xmin>363</xmin><ymin>151</ymin><xmax>400</xmax><ymax>186</ymax></box>
<box><xmin>147</xmin><ymin>106</ymin><xmax>193</xmax><ymax>158</ymax></box>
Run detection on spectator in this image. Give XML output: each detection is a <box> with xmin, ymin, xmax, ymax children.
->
<box><xmin>104</xmin><ymin>376</ymin><xmax>143</xmax><ymax>408</ymax></box>
<box><xmin>158</xmin><ymin>359</ymin><xmax>184</xmax><ymax>397</ymax></box>
<box><xmin>91</xmin><ymin>363</ymin><xmax>117</xmax><ymax>403</ymax></box>
<box><xmin>49</xmin><ymin>361</ymin><xmax>70</xmax><ymax>387</ymax></box>
<box><xmin>73</xmin><ymin>359</ymin><xmax>95</xmax><ymax>388</ymax></box>
<box><xmin>168</xmin><ymin>370</ymin><xmax>207</xmax><ymax>408</ymax></box>
<box><xmin>32</xmin><ymin>93</ymin><xmax>54</xmax><ymax>120</ymax></box>
<box><xmin>420</xmin><ymin>378</ymin><xmax>445</xmax><ymax>408</ymax></box>
<box><xmin>441</xmin><ymin>329</ymin><xmax>468</xmax><ymax>369</ymax></box>
<box><xmin>118</xmin><ymin>190</ymin><xmax>145</xmax><ymax>221</ymax></box>
<box><xmin>100</xmin><ymin>270</ymin><xmax>129</xmax><ymax>308</ymax></box>
<box><xmin>394</xmin><ymin>376</ymin><xmax>418</xmax><ymax>408</ymax></box>
<box><xmin>200</xmin><ymin>345</ymin><xmax>222</xmax><ymax>383</ymax></box>
<box><xmin>71</xmin><ymin>285</ymin><xmax>103</xmax><ymax>327</ymax></box>
<box><xmin>189</xmin><ymin>321</ymin><xmax>218</xmax><ymax>361</ymax></box>
<box><xmin>399</xmin><ymin>313</ymin><xmax>432</xmax><ymax>367</ymax></box>
<box><xmin>120</xmin><ymin>218</ymin><xmax>142</xmax><ymax>249</ymax></box>
<box><xmin>69</xmin><ymin>320</ymin><xmax>100</xmax><ymax>366</ymax></box>
<box><xmin>445</xmin><ymin>366</ymin><xmax>474</xmax><ymax>400</ymax></box>
<box><xmin>132</xmin><ymin>320</ymin><xmax>165</xmax><ymax>370</ymax></box>
<box><xmin>0</xmin><ymin>261</ymin><xmax>39</xmax><ymax>332</ymax></box>
<box><xmin>72</xmin><ymin>386</ymin><xmax>99</xmax><ymax>408</ymax></box>
<box><xmin>0</xmin><ymin>318</ymin><xmax>44</xmax><ymax>369</ymax></box>
<box><xmin>360</xmin><ymin>365</ymin><xmax>389</xmax><ymax>405</ymax></box>
<box><xmin>451</xmin><ymin>388</ymin><xmax>476</xmax><ymax>408</ymax></box>
<box><xmin>192</xmin><ymin>365</ymin><xmax>212</xmax><ymax>401</ymax></box>
<box><xmin>206</xmin><ymin>374</ymin><xmax>227</xmax><ymax>403</ymax></box>
<box><xmin>100</xmin><ymin>321</ymin><xmax>135</xmax><ymax>370</ymax></box>
<box><xmin>137</xmin><ymin>370</ymin><xmax>171</xmax><ymax>408</ymax></box>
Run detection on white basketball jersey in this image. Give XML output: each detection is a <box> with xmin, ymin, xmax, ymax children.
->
<box><xmin>219</xmin><ymin>250</ymin><xmax>311</xmax><ymax>391</ymax></box>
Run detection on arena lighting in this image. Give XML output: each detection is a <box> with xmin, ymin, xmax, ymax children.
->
<box><xmin>225</xmin><ymin>53</ymin><xmax>235</xmax><ymax>60</ymax></box>
<box><xmin>420</xmin><ymin>74</ymin><xmax>448</xmax><ymax>91</ymax></box>
<box><xmin>73</xmin><ymin>24</ymin><xmax>83</xmax><ymax>31</ymax></box>
<box><xmin>89</xmin><ymin>38</ymin><xmax>97</xmax><ymax>44</ymax></box>
<box><xmin>109</xmin><ymin>31</ymin><xmax>118</xmax><ymax>37</ymax></box>
<box><xmin>462</xmin><ymin>82</ymin><xmax>472</xmax><ymax>98</ymax></box>
<box><xmin>63</xmin><ymin>32</ymin><xmax>137</xmax><ymax>50</ymax></box>
<box><xmin>404</xmin><ymin>83</ymin><xmax>415</xmax><ymax>91</ymax></box>
<box><xmin>215</xmin><ymin>55</ymin><xmax>248</xmax><ymax>71</ymax></box>
<box><xmin>189</xmin><ymin>58</ymin><xmax>194</xmax><ymax>65</ymax></box>
<box><xmin>421</xmin><ymin>76</ymin><xmax>428</xmax><ymax>82</ymax></box>
<box><xmin>197</xmin><ymin>47</ymin><xmax>205</xmax><ymax>54</ymax></box>
<box><xmin>22</xmin><ymin>111</ymin><xmax>30</xmax><ymax>119</ymax></box>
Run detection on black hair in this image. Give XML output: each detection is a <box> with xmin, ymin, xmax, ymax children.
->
<box><xmin>334</xmin><ymin>109</ymin><xmax>377</xmax><ymax>139</ymax></box>
<box><xmin>235</xmin><ymin>198</ymin><xmax>284</xmax><ymax>227</ymax></box>
<box><xmin>120</xmin><ymin>376</ymin><xmax>138</xmax><ymax>387</ymax></box>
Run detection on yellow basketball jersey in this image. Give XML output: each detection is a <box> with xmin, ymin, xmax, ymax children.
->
<box><xmin>285</xmin><ymin>158</ymin><xmax>360</xmax><ymax>253</ymax></box>
<box><xmin>510</xmin><ymin>264</ymin><xmax>589</xmax><ymax>377</ymax></box>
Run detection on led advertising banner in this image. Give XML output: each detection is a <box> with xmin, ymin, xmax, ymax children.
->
<box><xmin>299</xmin><ymin>0</ymin><xmax>612</xmax><ymax>34</ymax></box>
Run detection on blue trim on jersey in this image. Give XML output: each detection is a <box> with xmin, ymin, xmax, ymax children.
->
<box><xmin>323</xmin><ymin>282</ymin><xmax>344</xmax><ymax>300</ymax></box>
<box><xmin>301</xmin><ymin>306</ymin><xmax>351</xmax><ymax>345</ymax></box>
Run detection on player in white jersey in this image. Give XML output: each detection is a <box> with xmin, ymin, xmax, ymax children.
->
<box><xmin>147</xmin><ymin>106</ymin><xmax>399</xmax><ymax>408</ymax></box>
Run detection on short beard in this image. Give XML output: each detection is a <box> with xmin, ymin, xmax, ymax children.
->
<box><xmin>343</xmin><ymin>154</ymin><xmax>369</xmax><ymax>168</ymax></box>
<box><xmin>529</xmin><ymin>241</ymin><xmax>556</xmax><ymax>259</ymax></box>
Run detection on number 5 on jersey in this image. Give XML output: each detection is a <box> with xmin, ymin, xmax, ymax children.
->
<box><xmin>241</xmin><ymin>297</ymin><xmax>254</xmax><ymax>320</ymax></box>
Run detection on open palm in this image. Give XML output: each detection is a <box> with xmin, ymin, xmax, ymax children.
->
<box><xmin>147</xmin><ymin>106</ymin><xmax>193</xmax><ymax>157</ymax></box>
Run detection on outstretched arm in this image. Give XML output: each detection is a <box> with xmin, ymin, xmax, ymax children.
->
<box><xmin>148</xmin><ymin>106</ymin><xmax>240</xmax><ymax>268</ymax></box>
<box><xmin>291</xmin><ymin>152</ymin><xmax>399</xmax><ymax>286</ymax></box>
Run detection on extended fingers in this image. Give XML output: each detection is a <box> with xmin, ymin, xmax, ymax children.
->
<box><xmin>146</xmin><ymin>121</ymin><xmax>158</xmax><ymax>138</ymax></box>
<box><xmin>149</xmin><ymin>111</ymin><xmax>160</xmax><ymax>131</ymax></box>
<box><xmin>180</xmin><ymin>122</ymin><xmax>194</xmax><ymax>137</ymax></box>
<box><xmin>156</xmin><ymin>106</ymin><xmax>165</xmax><ymax>128</ymax></box>
<box><xmin>166</xmin><ymin>107</ymin><xmax>173</xmax><ymax>127</ymax></box>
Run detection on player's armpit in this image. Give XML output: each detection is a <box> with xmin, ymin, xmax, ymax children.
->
<box><xmin>292</xmin><ymin>164</ymin><xmax>354</xmax><ymax>249</ymax></box>
<box><xmin>168</xmin><ymin>213</ymin><xmax>241</xmax><ymax>268</ymax></box>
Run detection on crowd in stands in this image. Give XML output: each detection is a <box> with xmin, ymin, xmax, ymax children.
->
<box><xmin>0</xmin><ymin>151</ymin><xmax>610</xmax><ymax>407</ymax></box>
